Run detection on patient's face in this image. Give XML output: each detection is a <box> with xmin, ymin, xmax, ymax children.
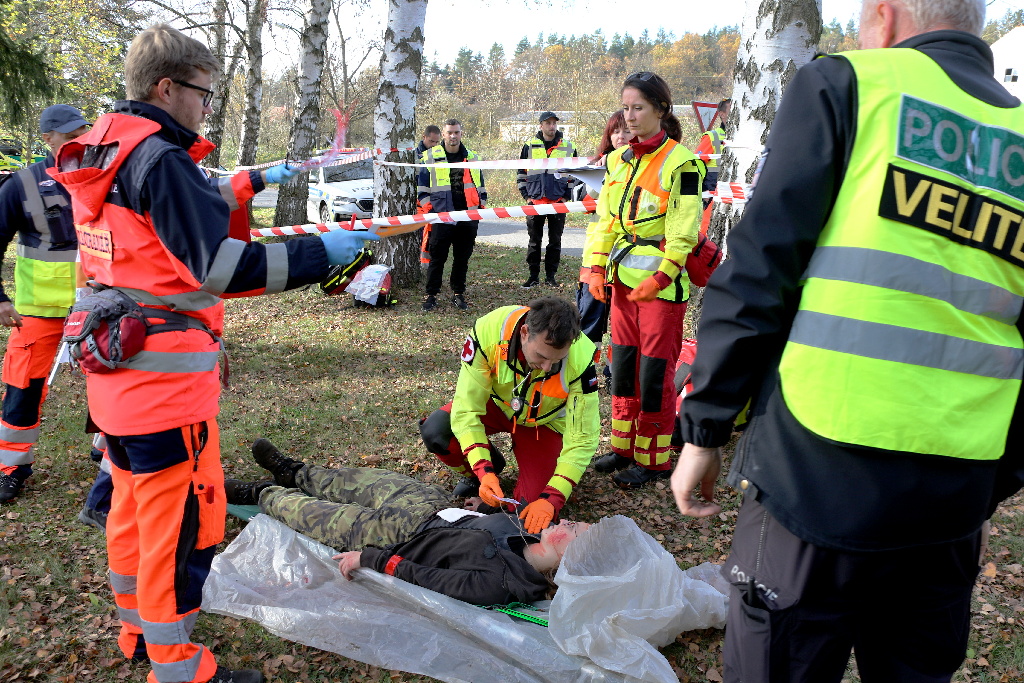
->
<box><xmin>540</xmin><ymin>520</ymin><xmax>591</xmax><ymax>557</ymax></box>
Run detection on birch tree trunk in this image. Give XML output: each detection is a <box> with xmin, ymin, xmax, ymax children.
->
<box><xmin>373</xmin><ymin>0</ymin><xmax>428</xmax><ymax>288</ymax></box>
<box><xmin>236</xmin><ymin>0</ymin><xmax>268</xmax><ymax>167</ymax></box>
<box><xmin>274</xmin><ymin>0</ymin><xmax>330</xmax><ymax>226</ymax></box>
<box><xmin>689</xmin><ymin>0</ymin><xmax>822</xmax><ymax>328</ymax></box>
<box><xmin>205</xmin><ymin>41</ymin><xmax>243</xmax><ymax>168</ymax></box>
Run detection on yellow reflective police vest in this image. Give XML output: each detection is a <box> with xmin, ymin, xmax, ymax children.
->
<box><xmin>418</xmin><ymin>145</ymin><xmax>484</xmax><ymax>211</ymax></box>
<box><xmin>524</xmin><ymin>136</ymin><xmax>574</xmax><ymax>199</ymax></box>
<box><xmin>590</xmin><ymin>137</ymin><xmax>703</xmax><ymax>302</ymax></box>
<box><xmin>12</xmin><ymin>167</ymin><xmax>77</xmax><ymax>317</ymax></box>
<box><xmin>779</xmin><ymin>48</ymin><xmax>1024</xmax><ymax>460</ymax></box>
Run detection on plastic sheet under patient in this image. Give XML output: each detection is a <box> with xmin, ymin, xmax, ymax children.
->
<box><xmin>202</xmin><ymin>514</ymin><xmax>728</xmax><ymax>683</ymax></box>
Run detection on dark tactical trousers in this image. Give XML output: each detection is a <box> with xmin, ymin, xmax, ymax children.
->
<box><xmin>260</xmin><ymin>464</ymin><xmax>453</xmax><ymax>551</ymax></box>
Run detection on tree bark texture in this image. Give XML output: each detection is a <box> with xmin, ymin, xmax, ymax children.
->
<box><xmin>236</xmin><ymin>0</ymin><xmax>269</xmax><ymax>167</ymax></box>
<box><xmin>691</xmin><ymin>0</ymin><xmax>822</xmax><ymax>328</ymax></box>
<box><xmin>275</xmin><ymin>0</ymin><xmax>330</xmax><ymax>227</ymax></box>
<box><xmin>372</xmin><ymin>0</ymin><xmax>428</xmax><ymax>288</ymax></box>
<box><xmin>206</xmin><ymin>41</ymin><xmax>243</xmax><ymax>168</ymax></box>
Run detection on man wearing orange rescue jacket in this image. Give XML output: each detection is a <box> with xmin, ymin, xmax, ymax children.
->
<box><xmin>51</xmin><ymin>24</ymin><xmax>376</xmax><ymax>683</ymax></box>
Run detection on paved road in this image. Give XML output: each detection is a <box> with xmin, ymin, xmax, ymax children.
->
<box><xmin>253</xmin><ymin>188</ymin><xmax>585</xmax><ymax>256</ymax></box>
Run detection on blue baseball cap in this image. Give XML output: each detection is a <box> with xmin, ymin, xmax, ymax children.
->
<box><xmin>39</xmin><ymin>105</ymin><xmax>91</xmax><ymax>134</ymax></box>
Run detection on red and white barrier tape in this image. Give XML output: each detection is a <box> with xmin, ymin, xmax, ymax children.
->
<box><xmin>250</xmin><ymin>196</ymin><xmax>599</xmax><ymax>238</ymax></box>
<box><xmin>706</xmin><ymin>182</ymin><xmax>749</xmax><ymax>204</ymax></box>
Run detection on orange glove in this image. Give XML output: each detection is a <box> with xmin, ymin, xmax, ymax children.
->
<box><xmin>519</xmin><ymin>498</ymin><xmax>556</xmax><ymax>533</ymax></box>
<box><xmin>478</xmin><ymin>473</ymin><xmax>504</xmax><ymax>508</ymax></box>
<box><xmin>588</xmin><ymin>271</ymin><xmax>607</xmax><ymax>302</ymax></box>
<box><xmin>418</xmin><ymin>201</ymin><xmax>433</xmax><ymax>214</ymax></box>
<box><xmin>627</xmin><ymin>275</ymin><xmax>663</xmax><ymax>302</ymax></box>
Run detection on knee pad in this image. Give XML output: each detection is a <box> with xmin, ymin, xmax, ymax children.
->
<box><xmin>610</xmin><ymin>344</ymin><xmax>637</xmax><ymax>398</ymax></box>
<box><xmin>420</xmin><ymin>409</ymin><xmax>455</xmax><ymax>454</ymax></box>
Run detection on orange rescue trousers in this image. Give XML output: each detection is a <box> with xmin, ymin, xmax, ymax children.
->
<box><xmin>105</xmin><ymin>420</ymin><xmax>225</xmax><ymax>683</ymax></box>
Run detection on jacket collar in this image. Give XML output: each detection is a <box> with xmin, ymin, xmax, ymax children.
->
<box><xmin>112</xmin><ymin>100</ymin><xmax>215</xmax><ymax>162</ymax></box>
<box><xmin>535</xmin><ymin>130</ymin><xmax>563</xmax><ymax>145</ymax></box>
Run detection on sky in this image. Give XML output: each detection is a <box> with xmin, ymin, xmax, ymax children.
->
<box><xmin>415</xmin><ymin>0</ymin><xmax>1024</xmax><ymax>67</ymax></box>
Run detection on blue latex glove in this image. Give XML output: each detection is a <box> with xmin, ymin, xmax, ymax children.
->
<box><xmin>321</xmin><ymin>229</ymin><xmax>380</xmax><ymax>266</ymax></box>
<box><xmin>264</xmin><ymin>164</ymin><xmax>301</xmax><ymax>184</ymax></box>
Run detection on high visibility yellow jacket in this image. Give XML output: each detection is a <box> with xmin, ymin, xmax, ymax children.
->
<box><xmin>451</xmin><ymin>305</ymin><xmax>600</xmax><ymax>501</ymax></box>
<box><xmin>587</xmin><ymin>135</ymin><xmax>704</xmax><ymax>302</ymax></box>
<box><xmin>779</xmin><ymin>48</ymin><xmax>1024</xmax><ymax>460</ymax></box>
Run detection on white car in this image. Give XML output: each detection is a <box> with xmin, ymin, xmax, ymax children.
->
<box><xmin>306</xmin><ymin>157</ymin><xmax>375</xmax><ymax>223</ymax></box>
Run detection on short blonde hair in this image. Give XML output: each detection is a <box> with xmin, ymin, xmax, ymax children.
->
<box><xmin>124</xmin><ymin>24</ymin><xmax>220</xmax><ymax>101</ymax></box>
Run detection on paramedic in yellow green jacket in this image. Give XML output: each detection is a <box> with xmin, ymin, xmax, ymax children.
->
<box><xmin>586</xmin><ymin>72</ymin><xmax>704</xmax><ymax>490</ymax></box>
<box><xmin>420</xmin><ymin>297</ymin><xmax>601</xmax><ymax>533</ymax></box>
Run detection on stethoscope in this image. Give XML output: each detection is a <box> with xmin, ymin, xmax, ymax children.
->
<box><xmin>508</xmin><ymin>360</ymin><xmax>562</xmax><ymax>418</ymax></box>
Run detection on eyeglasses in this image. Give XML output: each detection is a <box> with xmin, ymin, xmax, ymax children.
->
<box><xmin>627</xmin><ymin>71</ymin><xmax>656</xmax><ymax>82</ymax></box>
<box><xmin>171</xmin><ymin>79</ymin><xmax>215</xmax><ymax>107</ymax></box>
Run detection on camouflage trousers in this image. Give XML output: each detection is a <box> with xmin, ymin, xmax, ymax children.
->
<box><xmin>259</xmin><ymin>464</ymin><xmax>454</xmax><ymax>551</ymax></box>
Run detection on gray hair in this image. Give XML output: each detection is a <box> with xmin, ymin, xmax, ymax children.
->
<box><xmin>125</xmin><ymin>24</ymin><xmax>221</xmax><ymax>101</ymax></box>
<box><xmin>897</xmin><ymin>0</ymin><xmax>985</xmax><ymax>36</ymax></box>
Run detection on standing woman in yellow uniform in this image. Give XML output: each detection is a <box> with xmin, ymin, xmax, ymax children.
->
<box><xmin>587</xmin><ymin>72</ymin><xmax>704</xmax><ymax>489</ymax></box>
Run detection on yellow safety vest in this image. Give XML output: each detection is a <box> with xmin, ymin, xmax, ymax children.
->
<box><xmin>779</xmin><ymin>48</ymin><xmax>1024</xmax><ymax>460</ymax></box>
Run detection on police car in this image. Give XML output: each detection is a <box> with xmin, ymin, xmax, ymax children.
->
<box><xmin>306</xmin><ymin>156</ymin><xmax>374</xmax><ymax>223</ymax></box>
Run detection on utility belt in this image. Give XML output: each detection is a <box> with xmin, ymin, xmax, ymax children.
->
<box><xmin>608</xmin><ymin>234</ymin><xmax>665</xmax><ymax>265</ymax></box>
<box><xmin>63</xmin><ymin>284</ymin><xmax>225</xmax><ymax>379</ymax></box>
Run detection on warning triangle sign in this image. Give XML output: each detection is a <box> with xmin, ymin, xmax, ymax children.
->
<box><xmin>692</xmin><ymin>101</ymin><xmax>719</xmax><ymax>133</ymax></box>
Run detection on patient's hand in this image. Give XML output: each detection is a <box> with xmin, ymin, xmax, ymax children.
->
<box><xmin>463</xmin><ymin>496</ymin><xmax>484</xmax><ymax>511</ymax></box>
<box><xmin>333</xmin><ymin>551</ymin><xmax>362</xmax><ymax>580</ymax></box>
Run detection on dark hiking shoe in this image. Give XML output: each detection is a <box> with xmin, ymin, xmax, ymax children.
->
<box><xmin>613</xmin><ymin>462</ymin><xmax>672</xmax><ymax>489</ymax></box>
<box><xmin>78</xmin><ymin>505</ymin><xmax>108</xmax><ymax>531</ymax></box>
<box><xmin>224</xmin><ymin>479</ymin><xmax>274</xmax><ymax>505</ymax></box>
<box><xmin>0</xmin><ymin>472</ymin><xmax>25</xmax><ymax>503</ymax></box>
<box><xmin>252</xmin><ymin>439</ymin><xmax>304</xmax><ymax>488</ymax></box>
<box><xmin>545</xmin><ymin>275</ymin><xmax>559</xmax><ymax>287</ymax></box>
<box><xmin>208</xmin><ymin>667</ymin><xmax>265</xmax><ymax>683</ymax></box>
<box><xmin>452</xmin><ymin>294</ymin><xmax>469</xmax><ymax>311</ymax></box>
<box><xmin>592</xmin><ymin>452</ymin><xmax>632</xmax><ymax>474</ymax></box>
<box><xmin>422</xmin><ymin>294</ymin><xmax>437</xmax><ymax>311</ymax></box>
<box><xmin>521</xmin><ymin>276</ymin><xmax>540</xmax><ymax>289</ymax></box>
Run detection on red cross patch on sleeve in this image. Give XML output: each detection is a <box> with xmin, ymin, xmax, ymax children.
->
<box><xmin>461</xmin><ymin>335</ymin><xmax>476</xmax><ymax>363</ymax></box>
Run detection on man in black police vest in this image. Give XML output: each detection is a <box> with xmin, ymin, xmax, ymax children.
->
<box><xmin>672</xmin><ymin>1</ymin><xmax>1024</xmax><ymax>681</ymax></box>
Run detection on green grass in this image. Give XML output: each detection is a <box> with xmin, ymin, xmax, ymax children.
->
<box><xmin>0</xmin><ymin>241</ymin><xmax>1021</xmax><ymax>682</ymax></box>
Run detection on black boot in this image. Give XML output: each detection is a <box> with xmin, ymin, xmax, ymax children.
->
<box><xmin>452</xmin><ymin>443</ymin><xmax>506</xmax><ymax>498</ymax></box>
<box><xmin>224</xmin><ymin>479</ymin><xmax>274</xmax><ymax>505</ymax></box>
<box><xmin>0</xmin><ymin>470</ymin><xmax>26</xmax><ymax>504</ymax></box>
<box><xmin>592</xmin><ymin>451</ymin><xmax>632</xmax><ymax>473</ymax></box>
<box><xmin>207</xmin><ymin>667</ymin><xmax>265</xmax><ymax>683</ymax></box>
<box><xmin>612</xmin><ymin>462</ymin><xmax>672</xmax><ymax>489</ymax></box>
<box><xmin>251</xmin><ymin>439</ymin><xmax>304</xmax><ymax>488</ymax></box>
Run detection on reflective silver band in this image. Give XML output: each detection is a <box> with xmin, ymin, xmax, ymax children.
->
<box><xmin>99</xmin><ymin>456</ymin><xmax>112</xmax><ymax>474</ymax></box>
<box><xmin>141</xmin><ymin>612</ymin><xmax>199</xmax><ymax>646</ymax></box>
<box><xmin>804</xmin><ymin>246</ymin><xmax>1023</xmax><ymax>325</ymax></box>
<box><xmin>16</xmin><ymin>242</ymin><xmax>78</xmax><ymax>262</ymax></box>
<box><xmin>116</xmin><ymin>606</ymin><xmax>142</xmax><ymax>628</ymax></box>
<box><xmin>150</xmin><ymin>649</ymin><xmax>204</xmax><ymax>683</ymax></box>
<box><xmin>113</xmin><ymin>286</ymin><xmax>221</xmax><ymax>312</ymax></box>
<box><xmin>789</xmin><ymin>310</ymin><xmax>1024</xmax><ymax>380</ymax></box>
<box><xmin>92</xmin><ymin>433</ymin><xmax>107</xmax><ymax>451</ymax></box>
<box><xmin>0</xmin><ymin>446</ymin><xmax>33</xmax><ymax>466</ymax></box>
<box><xmin>109</xmin><ymin>570</ymin><xmax>137</xmax><ymax>595</ymax></box>
<box><xmin>217</xmin><ymin>178</ymin><xmax>240</xmax><ymax>212</ymax></box>
<box><xmin>200</xmin><ymin>238</ymin><xmax>246</xmax><ymax>296</ymax></box>
<box><xmin>123</xmin><ymin>350</ymin><xmax>220</xmax><ymax>373</ymax></box>
<box><xmin>263</xmin><ymin>242</ymin><xmax>289</xmax><ymax>294</ymax></box>
<box><xmin>0</xmin><ymin>424</ymin><xmax>40</xmax><ymax>443</ymax></box>
<box><xmin>618</xmin><ymin>253</ymin><xmax>664</xmax><ymax>272</ymax></box>
<box><xmin>16</xmin><ymin>169</ymin><xmax>49</xmax><ymax>234</ymax></box>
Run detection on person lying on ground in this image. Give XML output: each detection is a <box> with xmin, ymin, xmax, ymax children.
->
<box><xmin>225</xmin><ymin>439</ymin><xmax>592</xmax><ymax>605</ymax></box>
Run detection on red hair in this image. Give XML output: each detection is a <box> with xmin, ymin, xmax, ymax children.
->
<box><xmin>597</xmin><ymin>110</ymin><xmax>627</xmax><ymax>156</ymax></box>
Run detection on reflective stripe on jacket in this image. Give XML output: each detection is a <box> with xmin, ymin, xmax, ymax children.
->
<box><xmin>9</xmin><ymin>162</ymin><xmax>77</xmax><ymax>316</ymax></box>
<box><xmin>450</xmin><ymin>305</ymin><xmax>600</xmax><ymax>499</ymax></box>
<box><xmin>779</xmin><ymin>48</ymin><xmax>1024</xmax><ymax>460</ymax></box>
<box><xmin>588</xmin><ymin>136</ymin><xmax>704</xmax><ymax>302</ymax></box>
<box><xmin>416</xmin><ymin>145</ymin><xmax>485</xmax><ymax>212</ymax></box>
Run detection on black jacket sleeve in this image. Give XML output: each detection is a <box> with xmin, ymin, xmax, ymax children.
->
<box><xmin>139</xmin><ymin>147</ymin><xmax>329</xmax><ymax>295</ymax></box>
<box><xmin>680</xmin><ymin>55</ymin><xmax>857</xmax><ymax>447</ymax></box>
<box><xmin>0</xmin><ymin>175</ymin><xmax>25</xmax><ymax>304</ymax></box>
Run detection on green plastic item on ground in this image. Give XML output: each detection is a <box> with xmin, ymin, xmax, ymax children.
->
<box><xmin>482</xmin><ymin>601</ymin><xmax>549</xmax><ymax>627</ymax></box>
<box><xmin>227</xmin><ymin>503</ymin><xmax>261</xmax><ymax>521</ymax></box>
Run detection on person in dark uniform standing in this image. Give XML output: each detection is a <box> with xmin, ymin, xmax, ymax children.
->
<box><xmin>672</xmin><ymin>1</ymin><xmax>1024</xmax><ymax>681</ymax></box>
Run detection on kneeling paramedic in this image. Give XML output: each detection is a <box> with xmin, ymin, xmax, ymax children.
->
<box><xmin>420</xmin><ymin>296</ymin><xmax>601</xmax><ymax>533</ymax></box>
<box><xmin>51</xmin><ymin>24</ymin><xmax>377</xmax><ymax>683</ymax></box>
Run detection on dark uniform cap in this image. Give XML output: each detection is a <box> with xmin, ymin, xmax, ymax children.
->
<box><xmin>538</xmin><ymin>111</ymin><xmax>559</xmax><ymax>123</ymax></box>
<box><xmin>39</xmin><ymin>105</ymin><xmax>91</xmax><ymax>134</ymax></box>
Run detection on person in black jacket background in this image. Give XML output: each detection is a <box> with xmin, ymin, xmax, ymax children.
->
<box><xmin>229</xmin><ymin>439</ymin><xmax>590</xmax><ymax>605</ymax></box>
